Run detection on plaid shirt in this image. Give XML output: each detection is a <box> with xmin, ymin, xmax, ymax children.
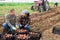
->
<box><xmin>5</xmin><ymin>14</ymin><xmax>17</xmax><ymax>27</ymax></box>
<box><xmin>18</xmin><ymin>16</ymin><xmax>30</xmax><ymax>26</ymax></box>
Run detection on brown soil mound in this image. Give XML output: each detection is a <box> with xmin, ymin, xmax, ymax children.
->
<box><xmin>30</xmin><ymin>7</ymin><xmax>60</xmax><ymax>32</ymax></box>
<box><xmin>42</xmin><ymin>21</ymin><xmax>60</xmax><ymax>40</ymax></box>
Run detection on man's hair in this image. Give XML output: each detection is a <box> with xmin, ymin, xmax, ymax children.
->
<box><xmin>10</xmin><ymin>9</ymin><xmax>15</xmax><ymax>12</ymax></box>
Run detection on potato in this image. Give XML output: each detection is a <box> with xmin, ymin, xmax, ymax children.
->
<box><xmin>4</xmin><ymin>34</ymin><xmax>12</xmax><ymax>38</ymax></box>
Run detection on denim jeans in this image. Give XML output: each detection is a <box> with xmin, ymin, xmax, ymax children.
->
<box><xmin>18</xmin><ymin>24</ymin><xmax>30</xmax><ymax>31</ymax></box>
<box><xmin>2</xmin><ymin>23</ymin><xmax>15</xmax><ymax>32</ymax></box>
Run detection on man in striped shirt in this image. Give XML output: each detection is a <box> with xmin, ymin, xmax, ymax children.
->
<box><xmin>3</xmin><ymin>9</ymin><xmax>17</xmax><ymax>33</ymax></box>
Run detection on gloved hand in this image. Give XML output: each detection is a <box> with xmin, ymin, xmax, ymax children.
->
<box><xmin>11</xmin><ymin>26</ymin><xmax>17</xmax><ymax>30</ymax></box>
<box><xmin>16</xmin><ymin>25</ymin><xmax>19</xmax><ymax>29</ymax></box>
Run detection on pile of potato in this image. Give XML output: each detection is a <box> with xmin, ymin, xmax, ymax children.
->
<box><xmin>4</xmin><ymin>33</ymin><xmax>13</xmax><ymax>38</ymax></box>
<box><xmin>16</xmin><ymin>29</ymin><xmax>28</xmax><ymax>33</ymax></box>
<box><xmin>16</xmin><ymin>34</ymin><xmax>29</xmax><ymax>40</ymax></box>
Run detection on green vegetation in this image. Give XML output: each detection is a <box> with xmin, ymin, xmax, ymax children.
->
<box><xmin>0</xmin><ymin>3</ymin><xmax>33</xmax><ymax>6</ymax></box>
<box><xmin>49</xmin><ymin>2</ymin><xmax>60</xmax><ymax>7</ymax></box>
<box><xmin>0</xmin><ymin>3</ymin><xmax>60</xmax><ymax>16</ymax></box>
<box><xmin>0</xmin><ymin>3</ymin><xmax>34</xmax><ymax>16</ymax></box>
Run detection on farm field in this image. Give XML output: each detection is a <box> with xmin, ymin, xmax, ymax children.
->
<box><xmin>0</xmin><ymin>3</ymin><xmax>60</xmax><ymax>16</ymax></box>
<box><xmin>0</xmin><ymin>3</ymin><xmax>60</xmax><ymax>40</ymax></box>
<box><xmin>0</xmin><ymin>7</ymin><xmax>60</xmax><ymax>40</ymax></box>
<box><xmin>31</xmin><ymin>7</ymin><xmax>60</xmax><ymax>40</ymax></box>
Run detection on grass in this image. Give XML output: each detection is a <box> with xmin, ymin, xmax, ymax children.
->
<box><xmin>0</xmin><ymin>2</ymin><xmax>60</xmax><ymax>16</ymax></box>
<box><xmin>0</xmin><ymin>3</ymin><xmax>34</xmax><ymax>16</ymax></box>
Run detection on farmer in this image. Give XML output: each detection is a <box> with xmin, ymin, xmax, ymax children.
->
<box><xmin>3</xmin><ymin>9</ymin><xmax>18</xmax><ymax>33</ymax></box>
<box><xmin>54</xmin><ymin>2</ymin><xmax>58</xmax><ymax>7</ymax></box>
<box><xmin>38</xmin><ymin>0</ymin><xmax>43</xmax><ymax>12</ymax></box>
<box><xmin>45</xmin><ymin>0</ymin><xmax>49</xmax><ymax>11</ymax></box>
<box><xmin>41</xmin><ymin>0</ymin><xmax>44</xmax><ymax>5</ymax></box>
<box><xmin>41</xmin><ymin>0</ymin><xmax>46</xmax><ymax>11</ymax></box>
<box><xmin>18</xmin><ymin>10</ymin><xmax>30</xmax><ymax>31</ymax></box>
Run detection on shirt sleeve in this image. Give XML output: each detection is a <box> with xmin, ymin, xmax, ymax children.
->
<box><xmin>16</xmin><ymin>15</ymin><xmax>18</xmax><ymax>25</ymax></box>
<box><xmin>18</xmin><ymin>16</ymin><xmax>21</xmax><ymax>24</ymax></box>
<box><xmin>5</xmin><ymin>14</ymin><xmax>13</xmax><ymax>27</ymax></box>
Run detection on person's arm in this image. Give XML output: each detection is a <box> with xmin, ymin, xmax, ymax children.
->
<box><xmin>24</xmin><ymin>17</ymin><xmax>30</xmax><ymax>27</ymax></box>
<box><xmin>5</xmin><ymin>14</ymin><xmax>13</xmax><ymax>27</ymax></box>
<box><xmin>5</xmin><ymin>14</ymin><xmax>17</xmax><ymax>30</ymax></box>
<box><xmin>18</xmin><ymin>16</ymin><xmax>22</xmax><ymax>24</ymax></box>
<box><xmin>28</xmin><ymin>18</ymin><xmax>31</xmax><ymax>25</ymax></box>
<box><xmin>15</xmin><ymin>15</ymin><xmax>18</xmax><ymax>25</ymax></box>
<box><xmin>15</xmin><ymin>15</ymin><xmax>19</xmax><ymax>28</ymax></box>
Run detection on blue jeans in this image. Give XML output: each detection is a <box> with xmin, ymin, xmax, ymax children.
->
<box><xmin>2</xmin><ymin>23</ymin><xmax>15</xmax><ymax>31</ymax></box>
<box><xmin>18</xmin><ymin>24</ymin><xmax>30</xmax><ymax>31</ymax></box>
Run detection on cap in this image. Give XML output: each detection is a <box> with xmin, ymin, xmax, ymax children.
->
<box><xmin>22</xmin><ymin>10</ymin><xmax>29</xmax><ymax>14</ymax></box>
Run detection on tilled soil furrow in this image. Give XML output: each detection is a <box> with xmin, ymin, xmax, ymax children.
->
<box><xmin>31</xmin><ymin>14</ymin><xmax>60</xmax><ymax>32</ymax></box>
<box><xmin>30</xmin><ymin>8</ymin><xmax>57</xmax><ymax>18</ymax></box>
<box><xmin>30</xmin><ymin>7</ymin><xmax>60</xmax><ymax>19</ymax></box>
<box><xmin>55</xmin><ymin>21</ymin><xmax>60</xmax><ymax>26</ymax></box>
<box><xmin>31</xmin><ymin>12</ymin><xmax>60</xmax><ymax>24</ymax></box>
<box><xmin>41</xmin><ymin>21</ymin><xmax>60</xmax><ymax>40</ymax></box>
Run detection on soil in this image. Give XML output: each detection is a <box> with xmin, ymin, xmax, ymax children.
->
<box><xmin>0</xmin><ymin>7</ymin><xmax>60</xmax><ymax>40</ymax></box>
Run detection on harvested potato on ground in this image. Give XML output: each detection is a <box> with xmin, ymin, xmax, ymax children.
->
<box><xmin>17</xmin><ymin>34</ymin><xmax>29</xmax><ymax>40</ymax></box>
<box><xmin>16</xmin><ymin>29</ymin><xmax>28</xmax><ymax>33</ymax></box>
<box><xmin>4</xmin><ymin>34</ymin><xmax>12</xmax><ymax>38</ymax></box>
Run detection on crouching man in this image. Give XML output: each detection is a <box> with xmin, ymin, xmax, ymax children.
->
<box><xmin>18</xmin><ymin>10</ymin><xmax>30</xmax><ymax>31</ymax></box>
<box><xmin>3</xmin><ymin>9</ymin><xmax>18</xmax><ymax>33</ymax></box>
<box><xmin>54</xmin><ymin>2</ymin><xmax>58</xmax><ymax>7</ymax></box>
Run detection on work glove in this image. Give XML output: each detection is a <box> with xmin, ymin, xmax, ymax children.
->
<box><xmin>11</xmin><ymin>26</ymin><xmax>17</xmax><ymax>31</ymax></box>
<box><xmin>16</xmin><ymin>25</ymin><xmax>19</xmax><ymax>29</ymax></box>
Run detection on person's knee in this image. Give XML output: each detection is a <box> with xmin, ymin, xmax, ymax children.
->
<box><xmin>25</xmin><ymin>25</ymin><xmax>30</xmax><ymax>30</ymax></box>
<box><xmin>2</xmin><ymin>23</ymin><xmax>8</xmax><ymax>28</ymax></box>
<box><xmin>18</xmin><ymin>24</ymin><xmax>23</xmax><ymax>28</ymax></box>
